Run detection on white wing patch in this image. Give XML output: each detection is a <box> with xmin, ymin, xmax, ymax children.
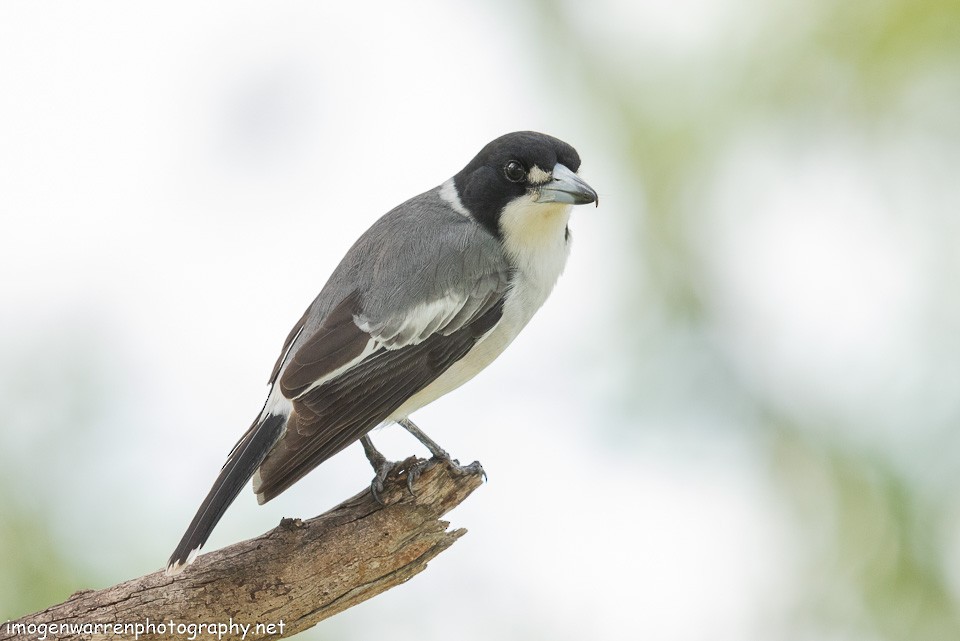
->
<box><xmin>355</xmin><ymin>293</ymin><xmax>467</xmax><ymax>348</ymax></box>
<box><xmin>279</xmin><ymin>289</ymin><xmax>501</xmax><ymax>403</ymax></box>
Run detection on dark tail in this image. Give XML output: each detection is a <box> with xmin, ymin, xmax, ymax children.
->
<box><xmin>165</xmin><ymin>414</ymin><xmax>285</xmax><ymax>575</ymax></box>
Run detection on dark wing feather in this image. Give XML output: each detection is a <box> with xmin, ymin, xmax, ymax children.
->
<box><xmin>279</xmin><ymin>292</ymin><xmax>370</xmax><ymax>398</ymax></box>
<box><xmin>253</xmin><ymin>298</ymin><xmax>503</xmax><ymax>503</ymax></box>
<box><xmin>268</xmin><ymin>306</ymin><xmax>310</xmax><ymax>386</ymax></box>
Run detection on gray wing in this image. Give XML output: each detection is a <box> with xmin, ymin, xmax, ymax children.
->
<box><xmin>253</xmin><ymin>191</ymin><xmax>510</xmax><ymax>503</ymax></box>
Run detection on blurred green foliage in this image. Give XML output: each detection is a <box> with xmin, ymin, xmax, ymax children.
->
<box><xmin>0</xmin><ymin>337</ymin><xmax>103</xmax><ymax>617</ymax></box>
<box><xmin>0</xmin><ymin>495</ymin><xmax>85</xmax><ymax>618</ymax></box>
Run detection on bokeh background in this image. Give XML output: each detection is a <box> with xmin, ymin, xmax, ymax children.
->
<box><xmin>2</xmin><ymin>1</ymin><xmax>959</xmax><ymax>639</ymax></box>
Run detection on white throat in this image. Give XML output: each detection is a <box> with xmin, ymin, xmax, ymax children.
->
<box><xmin>499</xmin><ymin>195</ymin><xmax>573</xmax><ymax>301</ymax></box>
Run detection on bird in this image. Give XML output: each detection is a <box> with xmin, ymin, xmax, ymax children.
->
<box><xmin>165</xmin><ymin>130</ymin><xmax>598</xmax><ymax>575</ymax></box>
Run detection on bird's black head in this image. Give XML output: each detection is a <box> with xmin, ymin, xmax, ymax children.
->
<box><xmin>451</xmin><ymin>131</ymin><xmax>597</xmax><ymax>238</ymax></box>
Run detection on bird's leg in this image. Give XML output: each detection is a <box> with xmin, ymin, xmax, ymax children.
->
<box><xmin>397</xmin><ymin>418</ymin><xmax>450</xmax><ymax>459</ymax></box>
<box><xmin>397</xmin><ymin>418</ymin><xmax>485</xmax><ymax>493</ymax></box>
<box><xmin>361</xmin><ymin>435</ymin><xmax>394</xmax><ymax>505</ymax></box>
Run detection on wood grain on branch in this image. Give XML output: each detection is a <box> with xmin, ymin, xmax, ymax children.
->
<box><xmin>2</xmin><ymin>457</ymin><xmax>483</xmax><ymax>640</ymax></box>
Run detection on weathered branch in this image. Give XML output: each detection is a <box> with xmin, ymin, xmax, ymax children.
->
<box><xmin>2</xmin><ymin>458</ymin><xmax>483</xmax><ymax>640</ymax></box>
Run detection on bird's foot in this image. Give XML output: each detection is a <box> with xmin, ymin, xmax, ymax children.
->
<box><xmin>395</xmin><ymin>418</ymin><xmax>486</xmax><ymax>493</ymax></box>
<box><xmin>361</xmin><ymin>435</ymin><xmax>397</xmax><ymax>505</ymax></box>
<box><xmin>369</xmin><ymin>462</ymin><xmax>395</xmax><ymax>505</ymax></box>
<box><xmin>406</xmin><ymin>454</ymin><xmax>486</xmax><ymax>494</ymax></box>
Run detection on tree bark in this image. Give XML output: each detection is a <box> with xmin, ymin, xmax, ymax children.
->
<box><xmin>2</xmin><ymin>457</ymin><xmax>483</xmax><ymax>640</ymax></box>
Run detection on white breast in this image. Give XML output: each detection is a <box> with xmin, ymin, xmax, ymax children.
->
<box><xmin>389</xmin><ymin>198</ymin><xmax>573</xmax><ymax>419</ymax></box>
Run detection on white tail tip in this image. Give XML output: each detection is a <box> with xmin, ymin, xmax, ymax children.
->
<box><xmin>164</xmin><ymin>546</ymin><xmax>201</xmax><ymax>576</ymax></box>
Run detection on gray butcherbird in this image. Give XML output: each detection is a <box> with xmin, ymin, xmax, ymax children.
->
<box><xmin>166</xmin><ymin>131</ymin><xmax>598</xmax><ymax>575</ymax></box>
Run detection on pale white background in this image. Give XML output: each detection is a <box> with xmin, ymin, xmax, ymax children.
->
<box><xmin>2</xmin><ymin>2</ymin><xmax>957</xmax><ymax>640</ymax></box>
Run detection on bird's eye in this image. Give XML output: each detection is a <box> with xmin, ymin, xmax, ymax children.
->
<box><xmin>503</xmin><ymin>160</ymin><xmax>526</xmax><ymax>183</ymax></box>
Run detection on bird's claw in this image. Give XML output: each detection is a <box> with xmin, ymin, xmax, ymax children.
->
<box><xmin>362</xmin><ymin>435</ymin><xmax>399</xmax><ymax>505</ymax></box>
<box><xmin>368</xmin><ymin>457</ymin><xmax>396</xmax><ymax>506</ymax></box>
<box><xmin>405</xmin><ymin>456</ymin><xmax>442</xmax><ymax>494</ymax></box>
<box><xmin>454</xmin><ymin>459</ymin><xmax>487</xmax><ymax>482</ymax></box>
<box><xmin>369</xmin><ymin>477</ymin><xmax>385</xmax><ymax>505</ymax></box>
<box><xmin>406</xmin><ymin>456</ymin><xmax>486</xmax><ymax>494</ymax></box>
